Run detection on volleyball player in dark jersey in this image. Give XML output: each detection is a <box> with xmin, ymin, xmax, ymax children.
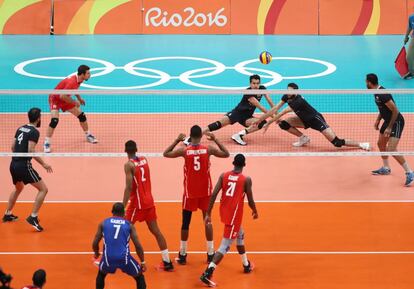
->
<box><xmin>184</xmin><ymin>74</ymin><xmax>275</xmax><ymax>146</ymax></box>
<box><xmin>366</xmin><ymin>73</ymin><xmax>413</xmax><ymax>186</ymax></box>
<box><xmin>254</xmin><ymin>83</ymin><xmax>370</xmax><ymax>150</ymax></box>
<box><xmin>3</xmin><ymin>108</ymin><xmax>53</xmax><ymax>232</ymax></box>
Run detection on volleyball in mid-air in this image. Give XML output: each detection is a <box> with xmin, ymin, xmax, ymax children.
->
<box><xmin>259</xmin><ymin>51</ymin><xmax>272</xmax><ymax>64</ymax></box>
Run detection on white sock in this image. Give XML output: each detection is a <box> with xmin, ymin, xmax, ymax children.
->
<box><xmin>240</xmin><ymin>253</ymin><xmax>249</xmax><ymax>266</ymax></box>
<box><xmin>207</xmin><ymin>241</ymin><xmax>214</xmax><ymax>255</ymax></box>
<box><xmin>31</xmin><ymin>213</ymin><xmax>38</xmax><ymax>218</ymax></box>
<box><xmin>161</xmin><ymin>249</ymin><xmax>170</xmax><ymax>262</ymax></box>
<box><xmin>238</xmin><ymin>129</ymin><xmax>247</xmax><ymax>136</ymax></box>
<box><xmin>180</xmin><ymin>241</ymin><xmax>187</xmax><ymax>255</ymax></box>
<box><xmin>208</xmin><ymin>262</ymin><xmax>217</xmax><ymax>269</ymax></box>
<box><xmin>402</xmin><ymin>162</ymin><xmax>412</xmax><ymax>173</ymax></box>
<box><xmin>45</xmin><ymin>137</ymin><xmax>50</xmax><ymax>144</ymax></box>
<box><xmin>383</xmin><ymin>159</ymin><xmax>390</xmax><ymax>169</ymax></box>
<box><xmin>85</xmin><ymin>131</ymin><xmax>91</xmax><ymax>136</ymax></box>
<box><xmin>5</xmin><ymin>210</ymin><xmax>11</xmax><ymax>215</ymax></box>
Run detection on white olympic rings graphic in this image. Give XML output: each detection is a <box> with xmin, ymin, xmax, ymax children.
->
<box><xmin>14</xmin><ymin>56</ymin><xmax>336</xmax><ymax>90</ymax></box>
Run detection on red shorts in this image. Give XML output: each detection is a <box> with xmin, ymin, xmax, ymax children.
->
<box><xmin>182</xmin><ymin>195</ymin><xmax>210</xmax><ymax>212</ymax></box>
<box><xmin>125</xmin><ymin>206</ymin><xmax>157</xmax><ymax>224</ymax></box>
<box><xmin>49</xmin><ymin>95</ymin><xmax>76</xmax><ymax>112</ymax></box>
<box><xmin>223</xmin><ymin>223</ymin><xmax>242</xmax><ymax>239</ymax></box>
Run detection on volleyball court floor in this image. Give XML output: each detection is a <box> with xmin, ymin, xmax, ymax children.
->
<box><xmin>1</xmin><ymin>35</ymin><xmax>414</xmax><ymax>288</ymax></box>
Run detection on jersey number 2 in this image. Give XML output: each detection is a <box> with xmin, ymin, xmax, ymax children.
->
<box><xmin>140</xmin><ymin>167</ymin><xmax>146</xmax><ymax>182</ymax></box>
<box><xmin>113</xmin><ymin>224</ymin><xmax>121</xmax><ymax>239</ymax></box>
<box><xmin>225</xmin><ymin>181</ymin><xmax>236</xmax><ymax>197</ymax></box>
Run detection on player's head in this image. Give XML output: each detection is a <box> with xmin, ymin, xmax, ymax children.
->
<box><xmin>32</xmin><ymin>269</ymin><xmax>46</xmax><ymax>288</ymax></box>
<box><xmin>249</xmin><ymin>74</ymin><xmax>261</xmax><ymax>89</ymax></box>
<box><xmin>366</xmin><ymin>73</ymin><xmax>378</xmax><ymax>89</ymax></box>
<box><xmin>125</xmin><ymin>140</ymin><xmax>137</xmax><ymax>155</ymax></box>
<box><xmin>78</xmin><ymin>64</ymin><xmax>91</xmax><ymax>81</ymax></box>
<box><xmin>287</xmin><ymin>82</ymin><xmax>299</xmax><ymax>97</ymax></box>
<box><xmin>28</xmin><ymin>107</ymin><xmax>41</xmax><ymax>127</ymax></box>
<box><xmin>112</xmin><ymin>202</ymin><xmax>125</xmax><ymax>217</ymax></box>
<box><xmin>190</xmin><ymin>125</ymin><xmax>202</xmax><ymax>143</ymax></box>
<box><xmin>233</xmin><ymin>154</ymin><xmax>246</xmax><ymax>169</ymax></box>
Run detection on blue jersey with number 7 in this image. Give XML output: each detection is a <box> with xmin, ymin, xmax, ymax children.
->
<box><xmin>102</xmin><ymin>217</ymin><xmax>132</xmax><ymax>261</ymax></box>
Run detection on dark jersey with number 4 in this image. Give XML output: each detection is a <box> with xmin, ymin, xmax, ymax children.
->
<box><xmin>374</xmin><ymin>86</ymin><xmax>403</xmax><ymax>123</ymax></box>
<box><xmin>12</xmin><ymin>124</ymin><xmax>40</xmax><ymax>162</ymax></box>
<box><xmin>234</xmin><ymin>85</ymin><xmax>267</xmax><ymax>115</ymax></box>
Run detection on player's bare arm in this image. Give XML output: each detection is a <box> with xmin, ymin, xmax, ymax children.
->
<box><xmin>163</xmin><ymin>133</ymin><xmax>186</xmax><ymax>158</ymax></box>
<box><xmin>130</xmin><ymin>225</ymin><xmax>146</xmax><ymax>271</ymax></box>
<box><xmin>123</xmin><ymin>161</ymin><xmax>135</xmax><ymax>207</ymax></box>
<box><xmin>248</xmin><ymin>96</ymin><xmax>268</xmax><ymax>114</ymax></box>
<box><xmin>384</xmin><ymin>100</ymin><xmax>400</xmax><ymax>138</ymax></box>
<box><xmin>92</xmin><ymin>222</ymin><xmax>104</xmax><ymax>258</ymax></box>
<box><xmin>245</xmin><ymin>177</ymin><xmax>258</xmax><ymax>219</ymax></box>
<box><xmin>29</xmin><ymin>140</ymin><xmax>52</xmax><ymax>173</ymax></box>
<box><xmin>205</xmin><ymin>132</ymin><xmax>230</xmax><ymax>158</ymax></box>
<box><xmin>205</xmin><ymin>173</ymin><xmax>224</xmax><ymax>225</ymax></box>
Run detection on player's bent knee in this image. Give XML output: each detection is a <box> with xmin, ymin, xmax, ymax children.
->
<box><xmin>331</xmin><ymin>137</ymin><xmax>345</xmax><ymax>147</ymax></box>
<box><xmin>78</xmin><ymin>112</ymin><xmax>87</xmax><ymax>122</ymax></box>
<box><xmin>279</xmin><ymin>120</ymin><xmax>291</xmax><ymax>130</ymax></box>
<box><xmin>181</xmin><ymin>210</ymin><xmax>192</xmax><ymax>230</ymax></box>
<box><xmin>207</xmin><ymin>121</ymin><xmax>222</xmax><ymax>132</ymax></box>
<box><xmin>258</xmin><ymin>120</ymin><xmax>267</xmax><ymax>129</ymax></box>
<box><xmin>49</xmin><ymin>117</ymin><xmax>59</xmax><ymax>128</ymax></box>
<box><xmin>236</xmin><ymin>233</ymin><xmax>245</xmax><ymax>246</ymax></box>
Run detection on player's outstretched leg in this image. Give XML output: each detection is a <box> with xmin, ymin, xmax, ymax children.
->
<box><xmin>146</xmin><ymin>220</ymin><xmax>174</xmax><ymax>271</ymax></box>
<box><xmin>321</xmin><ymin>128</ymin><xmax>370</xmax><ymax>151</ymax></box>
<box><xmin>184</xmin><ymin>116</ymin><xmax>231</xmax><ymax>145</ymax></box>
<box><xmin>278</xmin><ymin>117</ymin><xmax>310</xmax><ymax>147</ymax></box>
<box><xmin>231</xmin><ymin>117</ymin><xmax>267</xmax><ymax>146</ymax></box>
<box><xmin>3</xmin><ymin>182</ymin><xmax>24</xmax><ymax>222</ymax></box>
<box><xmin>68</xmin><ymin>107</ymin><xmax>98</xmax><ymax>144</ymax></box>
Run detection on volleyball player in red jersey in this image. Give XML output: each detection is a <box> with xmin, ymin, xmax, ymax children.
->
<box><xmin>123</xmin><ymin>140</ymin><xmax>174</xmax><ymax>271</ymax></box>
<box><xmin>163</xmin><ymin>125</ymin><xmax>230</xmax><ymax>265</ymax></box>
<box><xmin>43</xmin><ymin>65</ymin><xmax>97</xmax><ymax>153</ymax></box>
<box><xmin>200</xmin><ymin>154</ymin><xmax>258</xmax><ymax>287</ymax></box>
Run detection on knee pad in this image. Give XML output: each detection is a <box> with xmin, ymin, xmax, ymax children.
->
<box><xmin>207</xmin><ymin>121</ymin><xmax>222</xmax><ymax>132</ymax></box>
<box><xmin>331</xmin><ymin>137</ymin><xmax>345</xmax><ymax>147</ymax></box>
<box><xmin>49</xmin><ymin>117</ymin><xmax>59</xmax><ymax>128</ymax></box>
<box><xmin>78</xmin><ymin>112</ymin><xmax>87</xmax><ymax>122</ymax></box>
<box><xmin>279</xmin><ymin>120</ymin><xmax>291</xmax><ymax>130</ymax></box>
<box><xmin>258</xmin><ymin>120</ymin><xmax>267</xmax><ymax>129</ymax></box>
<box><xmin>181</xmin><ymin>210</ymin><xmax>192</xmax><ymax>230</ymax></box>
<box><xmin>236</xmin><ymin>229</ymin><xmax>245</xmax><ymax>246</ymax></box>
<box><xmin>218</xmin><ymin>238</ymin><xmax>233</xmax><ymax>255</ymax></box>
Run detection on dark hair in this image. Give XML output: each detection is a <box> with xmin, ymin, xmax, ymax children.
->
<box><xmin>233</xmin><ymin>154</ymin><xmax>246</xmax><ymax>167</ymax></box>
<box><xmin>366</xmin><ymin>73</ymin><xmax>378</xmax><ymax>85</ymax></box>
<box><xmin>249</xmin><ymin>74</ymin><xmax>260</xmax><ymax>83</ymax></box>
<box><xmin>125</xmin><ymin>140</ymin><xmax>137</xmax><ymax>154</ymax></box>
<box><xmin>112</xmin><ymin>202</ymin><xmax>125</xmax><ymax>216</ymax></box>
<box><xmin>28</xmin><ymin>107</ymin><xmax>41</xmax><ymax>123</ymax></box>
<box><xmin>78</xmin><ymin>65</ymin><xmax>90</xmax><ymax>75</ymax></box>
<box><xmin>32</xmin><ymin>269</ymin><xmax>46</xmax><ymax>287</ymax></box>
<box><xmin>190</xmin><ymin>125</ymin><xmax>202</xmax><ymax>138</ymax></box>
<box><xmin>287</xmin><ymin>83</ymin><xmax>299</xmax><ymax>89</ymax></box>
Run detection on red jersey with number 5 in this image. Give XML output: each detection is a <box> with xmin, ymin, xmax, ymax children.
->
<box><xmin>184</xmin><ymin>144</ymin><xmax>212</xmax><ymax>198</ymax></box>
<box><xmin>130</xmin><ymin>156</ymin><xmax>154</xmax><ymax>210</ymax></box>
<box><xmin>220</xmin><ymin>171</ymin><xmax>247</xmax><ymax>225</ymax></box>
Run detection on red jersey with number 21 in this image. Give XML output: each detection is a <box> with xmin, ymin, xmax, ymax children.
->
<box><xmin>184</xmin><ymin>144</ymin><xmax>212</xmax><ymax>198</ymax></box>
<box><xmin>220</xmin><ymin>171</ymin><xmax>247</xmax><ymax>225</ymax></box>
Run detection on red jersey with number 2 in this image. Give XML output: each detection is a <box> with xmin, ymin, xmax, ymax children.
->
<box><xmin>183</xmin><ymin>144</ymin><xmax>212</xmax><ymax>198</ymax></box>
<box><xmin>130</xmin><ymin>156</ymin><xmax>154</xmax><ymax>210</ymax></box>
<box><xmin>220</xmin><ymin>171</ymin><xmax>247</xmax><ymax>225</ymax></box>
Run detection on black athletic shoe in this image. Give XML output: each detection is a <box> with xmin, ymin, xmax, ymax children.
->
<box><xmin>2</xmin><ymin>214</ymin><xmax>18</xmax><ymax>222</ymax></box>
<box><xmin>175</xmin><ymin>252</ymin><xmax>187</xmax><ymax>265</ymax></box>
<box><xmin>243</xmin><ymin>261</ymin><xmax>254</xmax><ymax>273</ymax></box>
<box><xmin>26</xmin><ymin>216</ymin><xmax>43</xmax><ymax>232</ymax></box>
<box><xmin>207</xmin><ymin>253</ymin><xmax>215</xmax><ymax>263</ymax></box>
<box><xmin>160</xmin><ymin>260</ymin><xmax>174</xmax><ymax>272</ymax></box>
<box><xmin>200</xmin><ymin>267</ymin><xmax>216</xmax><ymax>287</ymax></box>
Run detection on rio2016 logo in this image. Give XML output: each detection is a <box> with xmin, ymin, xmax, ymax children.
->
<box><xmin>144</xmin><ymin>7</ymin><xmax>228</xmax><ymax>28</ymax></box>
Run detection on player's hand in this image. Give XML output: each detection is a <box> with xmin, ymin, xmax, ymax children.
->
<box><xmin>43</xmin><ymin>163</ymin><xmax>53</xmax><ymax>173</ymax></box>
<box><xmin>374</xmin><ymin>121</ymin><xmax>380</xmax><ymax>131</ymax></box>
<box><xmin>384</xmin><ymin>127</ymin><xmax>392</xmax><ymax>138</ymax></box>
<box><xmin>404</xmin><ymin>36</ymin><xmax>409</xmax><ymax>45</ymax></box>
<box><xmin>141</xmin><ymin>262</ymin><xmax>147</xmax><ymax>272</ymax></box>
<box><xmin>176</xmin><ymin>133</ymin><xmax>186</xmax><ymax>142</ymax></box>
<box><xmin>73</xmin><ymin>100</ymin><xmax>80</xmax><ymax>107</ymax></box>
<box><xmin>252</xmin><ymin>211</ymin><xmax>258</xmax><ymax>219</ymax></box>
<box><xmin>204</xmin><ymin>215</ymin><xmax>212</xmax><ymax>225</ymax></box>
<box><xmin>204</xmin><ymin>131</ymin><xmax>216</xmax><ymax>141</ymax></box>
<box><xmin>79</xmin><ymin>98</ymin><xmax>86</xmax><ymax>106</ymax></box>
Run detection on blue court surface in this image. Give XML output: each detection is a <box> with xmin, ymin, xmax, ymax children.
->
<box><xmin>0</xmin><ymin>35</ymin><xmax>413</xmax><ymax>113</ymax></box>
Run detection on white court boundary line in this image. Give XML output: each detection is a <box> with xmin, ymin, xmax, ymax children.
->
<box><xmin>1</xmin><ymin>200</ymin><xmax>414</xmax><ymax>203</ymax></box>
<box><xmin>0</xmin><ymin>251</ymin><xmax>413</xmax><ymax>255</ymax></box>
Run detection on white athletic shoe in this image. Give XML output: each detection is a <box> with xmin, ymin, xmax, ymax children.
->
<box><xmin>292</xmin><ymin>135</ymin><xmax>310</xmax><ymax>147</ymax></box>
<box><xmin>231</xmin><ymin>133</ymin><xmax>247</xmax><ymax>146</ymax></box>
<box><xmin>43</xmin><ymin>142</ymin><xmax>51</xmax><ymax>153</ymax></box>
<box><xmin>359</xmin><ymin>142</ymin><xmax>371</xmax><ymax>151</ymax></box>
<box><xmin>86</xmin><ymin>134</ymin><xmax>98</xmax><ymax>144</ymax></box>
<box><xmin>183</xmin><ymin>137</ymin><xmax>191</xmax><ymax>146</ymax></box>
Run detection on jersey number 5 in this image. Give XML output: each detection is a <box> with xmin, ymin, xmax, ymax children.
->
<box><xmin>194</xmin><ymin>156</ymin><xmax>200</xmax><ymax>171</ymax></box>
<box><xmin>225</xmin><ymin>181</ymin><xmax>236</xmax><ymax>197</ymax></box>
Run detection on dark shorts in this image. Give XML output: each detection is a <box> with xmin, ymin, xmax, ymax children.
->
<box><xmin>380</xmin><ymin>118</ymin><xmax>405</xmax><ymax>139</ymax></box>
<box><xmin>303</xmin><ymin>114</ymin><xmax>330</xmax><ymax>132</ymax></box>
<box><xmin>99</xmin><ymin>254</ymin><xmax>142</xmax><ymax>276</ymax></box>
<box><xmin>10</xmin><ymin>161</ymin><xmax>41</xmax><ymax>185</ymax></box>
<box><xmin>226</xmin><ymin>109</ymin><xmax>254</xmax><ymax>127</ymax></box>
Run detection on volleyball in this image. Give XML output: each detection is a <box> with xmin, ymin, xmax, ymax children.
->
<box><xmin>259</xmin><ymin>51</ymin><xmax>272</xmax><ymax>64</ymax></box>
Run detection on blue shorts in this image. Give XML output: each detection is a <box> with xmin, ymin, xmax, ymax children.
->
<box><xmin>99</xmin><ymin>254</ymin><xmax>141</xmax><ymax>276</ymax></box>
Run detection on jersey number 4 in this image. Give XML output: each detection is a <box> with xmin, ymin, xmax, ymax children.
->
<box><xmin>17</xmin><ymin>132</ymin><xmax>24</xmax><ymax>145</ymax></box>
<box><xmin>225</xmin><ymin>181</ymin><xmax>236</xmax><ymax>197</ymax></box>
